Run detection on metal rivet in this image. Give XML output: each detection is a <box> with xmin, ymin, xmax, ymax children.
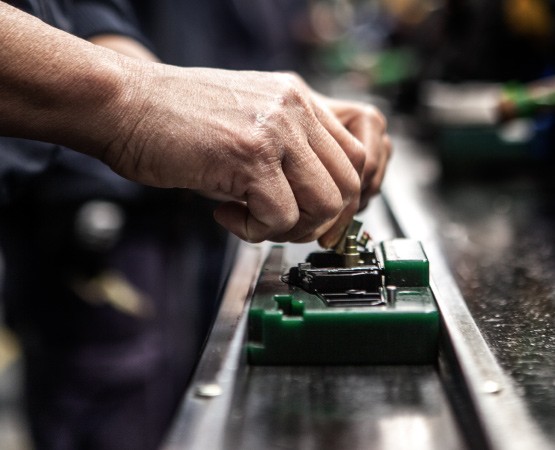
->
<box><xmin>386</xmin><ymin>285</ymin><xmax>397</xmax><ymax>305</ymax></box>
<box><xmin>195</xmin><ymin>383</ymin><xmax>222</xmax><ymax>398</ymax></box>
<box><xmin>482</xmin><ymin>380</ymin><xmax>502</xmax><ymax>394</ymax></box>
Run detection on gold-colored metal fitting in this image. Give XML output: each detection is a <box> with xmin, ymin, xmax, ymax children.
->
<box><xmin>333</xmin><ymin>219</ymin><xmax>363</xmax><ymax>254</ymax></box>
<box><xmin>343</xmin><ymin>235</ymin><xmax>361</xmax><ymax>267</ymax></box>
<box><xmin>358</xmin><ymin>231</ymin><xmax>370</xmax><ymax>248</ymax></box>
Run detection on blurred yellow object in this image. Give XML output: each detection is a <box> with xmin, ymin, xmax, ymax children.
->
<box><xmin>71</xmin><ymin>271</ymin><xmax>154</xmax><ymax>318</ymax></box>
<box><xmin>504</xmin><ymin>0</ymin><xmax>552</xmax><ymax>40</ymax></box>
<box><xmin>0</xmin><ymin>328</ymin><xmax>20</xmax><ymax>373</ymax></box>
<box><xmin>381</xmin><ymin>0</ymin><xmax>439</xmax><ymax>25</ymax></box>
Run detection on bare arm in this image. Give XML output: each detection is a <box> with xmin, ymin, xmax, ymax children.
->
<box><xmin>86</xmin><ymin>36</ymin><xmax>392</xmax><ymax>248</ymax></box>
<box><xmin>0</xmin><ymin>2</ymin><xmax>389</xmax><ymax>246</ymax></box>
<box><xmin>0</xmin><ymin>2</ymin><xmax>130</xmax><ymax>155</ymax></box>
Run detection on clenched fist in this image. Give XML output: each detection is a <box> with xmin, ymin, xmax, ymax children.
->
<box><xmin>103</xmin><ymin>64</ymin><xmax>391</xmax><ymax>245</ymax></box>
<box><xmin>0</xmin><ymin>2</ymin><xmax>391</xmax><ymax>246</ymax></box>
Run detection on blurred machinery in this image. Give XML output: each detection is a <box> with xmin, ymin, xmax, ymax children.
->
<box><xmin>308</xmin><ymin>0</ymin><xmax>555</xmax><ymax>173</ymax></box>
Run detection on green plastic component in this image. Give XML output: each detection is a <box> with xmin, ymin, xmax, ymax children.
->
<box><xmin>437</xmin><ymin>125</ymin><xmax>536</xmax><ymax>167</ymax></box>
<box><xmin>372</xmin><ymin>47</ymin><xmax>420</xmax><ymax>87</ymax></box>
<box><xmin>381</xmin><ymin>239</ymin><xmax>429</xmax><ymax>287</ymax></box>
<box><xmin>247</xmin><ymin>241</ymin><xmax>439</xmax><ymax>365</ymax></box>
<box><xmin>502</xmin><ymin>81</ymin><xmax>555</xmax><ymax>118</ymax></box>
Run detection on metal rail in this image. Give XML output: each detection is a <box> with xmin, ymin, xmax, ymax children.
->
<box><xmin>163</xmin><ymin>242</ymin><xmax>264</xmax><ymax>450</ymax></box>
<box><xmin>383</xmin><ymin>132</ymin><xmax>551</xmax><ymax>450</ymax></box>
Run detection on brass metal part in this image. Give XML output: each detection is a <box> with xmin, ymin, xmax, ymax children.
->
<box><xmin>358</xmin><ymin>231</ymin><xmax>370</xmax><ymax>248</ymax></box>
<box><xmin>334</xmin><ymin>219</ymin><xmax>363</xmax><ymax>254</ymax></box>
<box><xmin>343</xmin><ymin>235</ymin><xmax>361</xmax><ymax>268</ymax></box>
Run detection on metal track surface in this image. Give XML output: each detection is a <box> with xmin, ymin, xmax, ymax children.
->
<box><xmin>382</xmin><ymin>132</ymin><xmax>551</xmax><ymax>450</ymax></box>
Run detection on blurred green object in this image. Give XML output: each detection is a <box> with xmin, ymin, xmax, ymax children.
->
<box><xmin>502</xmin><ymin>81</ymin><xmax>555</xmax><ymax>119</ymax></box>
<box><xmin>371</xmin><ymin>47</ymin><xmax>420</xmax><ymax>87</ymax></box>
<box><xmin>247</xmin><ymin>241</ymin><xmax>438</xmax><ymax>365</ymax></box>
<box><xmin>315</xmin><ymin>38</ymin><xmax>359</xmax><ymax>73</ymax></box>
<box><xmin>437</xmin><ymin>120</ymin><xmax>546</xmax><ymax>173</ymax></box>
<box><xmin>317</xmin><ymin>40</ymin><xmax>419</xmax><ymax>88</ymax></box>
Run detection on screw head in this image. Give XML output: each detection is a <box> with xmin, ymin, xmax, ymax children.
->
<box><xmin>482</xmin><ymin>380</ymin><xmax>502</xmax><ymax>394</ymax></box>
<box><xmin>195</xmin><ymin>383</ymin><xmax>223</xmax><ymax>398</ymax></box>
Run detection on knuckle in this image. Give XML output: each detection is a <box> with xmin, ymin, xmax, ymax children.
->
<box><xmin>319</xmin><ymin>188</ymin><xmax>343</xmax><ymax>221</ymax></box>
<box><xmin>345</xmin><ymin>170</ymin><xmax>361</xmax><ymax>201</ymax></box>
<box><xmin>364</xmin><ymin>152</ymin><xmax>379</xmax><ymax>176</ymax></box>
<box><xmin>247</xmin><ymin>121</ymin><xmax>284</xmax><ymax>164</ymax></box>
<box><xmin>350</xmin><ymin>138</ymin><xmax>367</xmax><ymax>173</ymax></box>
<box><xmin>279</xmin><ymin>206</ymin><xmax>300</xmax><ymax>232</ymax></box>
<box><xmin>267</xmin><ymin>204</ymin><xmax>300</xmax><ymax>242</ymax></box>
<box><xmin>322</xmin><ymin>171</ymin><xmax>360</xmax><ymax>218</ymax></box>
<box><xmin>274</xmin><ymin>74</ymin><xmax>308</xmax><ymax>110</ymax></box>
<box><xmin>365</xmin><ymin>105</ymin><xmax>387</xmax><ymax>132</ymax></box>
<box><xmin>276</xmin><ymin>73</ymin><xmax>298</xmax><ymax>94</ymax></box>
<box><xmin>248</xmin><ymin>203</ymin><xmax>299</xmax><ymax>243</ymax></box>
<box><xmin>278</xmin><ymin>71</ymin><xmax>304</xmax><ymax>89</ymax></box>
<box><xmin>246</xmin><ymin>231</ymin><xmax>266</xmax><ymax>244</ymax></box>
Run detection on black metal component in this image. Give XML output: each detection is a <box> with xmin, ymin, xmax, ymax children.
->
<box><xmin>285</xmin><ymin>248</ymin><xmax>384</xmax><ymax>307</ymax></box>
<box><xmin>305</xmin><ymin>249</ymin><xmax>377</xmax><ymax>267</ymax></box>
<box><xmin>317</xmin><ymin>289</ymin><xmax>385</xmax><ymax>307</ymax></box>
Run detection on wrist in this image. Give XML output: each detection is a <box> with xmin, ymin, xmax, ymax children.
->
<box><xmin>53</xmin><ymin>47</ymin><xmax>136</xmax><ymax>156</ymax></box>
<box><xmin>0</xmin><ymin>4</ymin><xmax>134</xmax><ymax>156</ymax></box>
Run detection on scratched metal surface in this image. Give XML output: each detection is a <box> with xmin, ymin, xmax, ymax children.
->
<box><xmin>163</xmin><ymin>199</ymin><xmax>470</xmax><ymax>450</ymax></box>
<box><xmin>437</xmin><ymin>176</ymin><xmax>555</xmax><ymax>439</ymax></box>
<box><xmin>220</xmin><ymin>239</ymin><xmax>465</xmax><ymax>450</ymax></box>
<box><xmin>224</xmin><ymin>365</ymin><xmax>462</xmax><ymax>450</ymax></box>
<box><xmin>393</xmin><ymin>129</ymin><xmax>555</xmax><ymax>441</ymax></box>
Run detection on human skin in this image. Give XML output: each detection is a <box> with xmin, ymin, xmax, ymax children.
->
<box><xmin>0</xmin><ymin>1</ymin><xmax>391</xmax><ymax>247</ymax></box>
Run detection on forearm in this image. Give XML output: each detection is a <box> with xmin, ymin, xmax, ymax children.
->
<box><xmin>0</xmin><ymin>2</ymin><xmax>387</xmax><ymax>245</ymax></box>
<box><xmin>0</xmin><ymin>2</ymin><xmax>130</xmax><ymax>157</ymax></box>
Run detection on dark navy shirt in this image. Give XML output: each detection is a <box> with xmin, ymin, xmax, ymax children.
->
<box><xmin>1</xmin><ymin>0</ymin><xmax>146</xmax><ymax>205</ymax></box>
<box><xmin>6</xmin><ymin>0</ymin><xmax>144</xmax><ymax>41</ymax></box>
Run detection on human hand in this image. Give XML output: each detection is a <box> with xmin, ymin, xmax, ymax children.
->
<box><xmin>0</xmin><ymin>0</ymin><xmax>382</xmax><ymax>248</ymax></box>
<box><xmin>0</xmin><ymin>0</ymin><xmax>389</xmax><ymax>246</ymax></box>
<box><xmin>101</xmin><ymin>64</ymin><xmax>365</xmax><ymax>244</ymax></box>
<box><xmin>319</xmin><ymin>97</ymin><xmax>391</xmax><ymax>208</ymax></box>
<box><xmin>90</xmin><ymin>37</ymin><xmax>392</xmax><ymax>246</ymax></box>
<box><xmin>311</xmin><ymin>94</ymin><xmax>392</xmax><ymax>248</ymax></box>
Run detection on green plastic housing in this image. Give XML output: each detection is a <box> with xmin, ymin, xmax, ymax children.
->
<box><xmin>247</xmin><ymin>240</ymin><xmax>439</xmax><ymax>365</ymax></box>
<box><xmin>380</xmin><ymin>239</ymin><xmax>429</xmax><ymax>287</ymax></box>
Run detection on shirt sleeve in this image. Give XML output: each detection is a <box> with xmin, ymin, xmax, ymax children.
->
<box><xmin>72</xmin><ymin>0</ymin><xmax>150</xmax><ymax>47</ymax></box>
